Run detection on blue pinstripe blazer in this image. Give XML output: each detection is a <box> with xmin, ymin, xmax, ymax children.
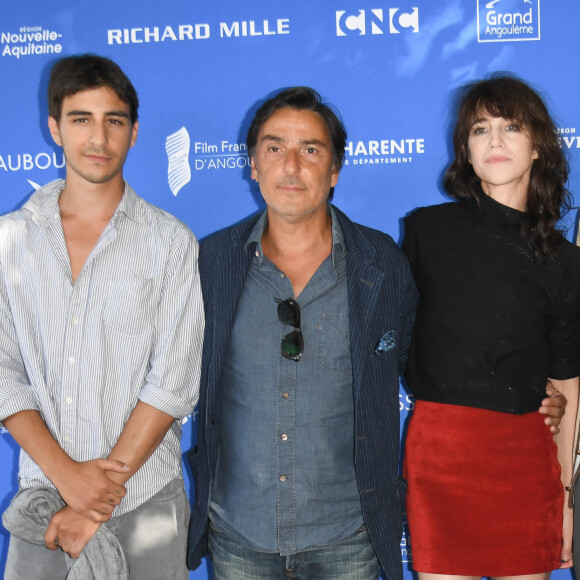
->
<box><xmin>187</xmin><ymin>205</ymin><xmax>418</xmax><ymax>580</ymax></box>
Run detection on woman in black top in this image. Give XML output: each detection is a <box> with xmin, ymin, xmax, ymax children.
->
<box><xmin>403</xmin><ymin>75</ymin><xmax>580</xmax><ymax>579</ymax></box>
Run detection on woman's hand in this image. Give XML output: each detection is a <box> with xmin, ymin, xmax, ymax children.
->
<box><xmin>559</xmin><ymin>501</ymin><xmax>573</xmax><ymax>569</ymax></box>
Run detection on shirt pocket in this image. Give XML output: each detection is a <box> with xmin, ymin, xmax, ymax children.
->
<box><xmin>316</xmin><ymin>312</ymin><xmax>352</xmax><ymax>375</ymax></box>
<box><xmin>103</xmin><ymin>278</ymin><xmax>155</xmax><ymax>336</ymax></box>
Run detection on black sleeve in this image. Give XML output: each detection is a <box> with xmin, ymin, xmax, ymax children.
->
<box><xmin>546</xmin><ymin>247</ymin><xmax>580</xmax><ymax>380</ymax></box>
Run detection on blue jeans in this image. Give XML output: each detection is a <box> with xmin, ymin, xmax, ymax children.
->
<box><xmin>208</xmin><ymin>522</ymin><xmax>381</xmax><ymax>579</ymax></box>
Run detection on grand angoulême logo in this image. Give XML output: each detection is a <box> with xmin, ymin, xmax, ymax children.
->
<box><xmin>477</xmin><ymin>0</ymin><xmax>540</xmax><ymax>43</ymax></box>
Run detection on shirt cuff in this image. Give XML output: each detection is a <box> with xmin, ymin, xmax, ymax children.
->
<box><xmin>0</xmin><ymin>394</ymin><xmax>40</xmax><ymax>428</ymax></box>
<box><xmin>138</xmin><ymin>382</ymin><xmax>197</xmax><ymax>419</ymax></box>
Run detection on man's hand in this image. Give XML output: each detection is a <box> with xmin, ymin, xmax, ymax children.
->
<box><xmin>1</xmin><ymin>412</ymin><xmax>130</xmax><ymax>522</ymax></box>
<box><xmin>44</xmin><ymin>506</ymin><xmax>101</xmax><ymax>559</ymax></box>
<box><xmin>50</xmin><ymin>459</ymin><xmax>130</xmax><ymax>522</ymax></box>
<box><xmin>538</xmin><ymin>382</ymin><xmax>567</xmax><ymax>435</ymax></box>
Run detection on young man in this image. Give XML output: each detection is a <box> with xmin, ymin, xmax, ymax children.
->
<box><xmin>0</xmin><ymin>54</ymin><xmax>204</xmax><ymax>579</ymax></box>
<box><xmin>187</xmin><ymin>87</ymin><xmax>568</xmax><ymax>580</ymax></box>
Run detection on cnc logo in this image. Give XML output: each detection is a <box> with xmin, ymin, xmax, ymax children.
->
<box><xmin>336</xmin><ymin>8</ymin><xmax>419</xmax><ymax>36</ymax></box>
<box><xmin>477</xmin><ymin>0</ymin><xmax>540</xmax><ymax>42</ymax></box>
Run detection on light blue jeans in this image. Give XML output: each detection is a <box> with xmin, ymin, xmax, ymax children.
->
<box><xmin>4</xmin><ymin>478</ymin><xmax>189</xmax><ymax>580</ymax></box>
<box><xmin>208</xmin><ymin>521</ymin><xmax>381</xmax><ymax>580</ymax></box>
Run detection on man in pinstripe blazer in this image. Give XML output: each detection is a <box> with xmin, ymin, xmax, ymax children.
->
<box><xmin>0</xmin><ymin>55</ymin><xmax>204</xmax><ymax>579</ymax></box>
<box><xmin>187</xmin><ymin>87</ymin><xmax>418</xmax><ymax>580</ymax></box>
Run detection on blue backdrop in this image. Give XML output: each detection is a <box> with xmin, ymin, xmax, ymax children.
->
<box><xmin>1</xmin><ymin>1</ymin><xmax>579</xmax><ymax>577</ymax></box>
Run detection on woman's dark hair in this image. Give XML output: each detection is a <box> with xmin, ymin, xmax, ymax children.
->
<box><xmin>444</xmin><ymin>74</ymin><xmax>570</xmax><ymax>259</ymax></box>
<box><xmin>246</xmin><ymin>87</ymin><xmax>347</xmax><ymax>200</ymax></box>
<box><xmin>48</xmin><ymin>54</ymin><xmax>139</xmax><ymax>124</ymax></box>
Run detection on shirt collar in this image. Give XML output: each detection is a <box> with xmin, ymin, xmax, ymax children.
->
<box><xmin>24</xmin><ymin>178</ymin><xmax>145</xmax><ymax>226</ymax></box>
<box><xmin>245</xmin><ymin>204</ymin><xmax>346</xmax><ymax>265</ymax></box>
<box><xmin>114</xmin><ymin>181</ymin><xmax>145</xmax><ymax>223</ymax></box>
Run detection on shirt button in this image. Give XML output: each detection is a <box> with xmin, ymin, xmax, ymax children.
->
<box><xmin>65</xmin><ymin>397</ymin><xmax>72</xmax><ymax>404</ymax></box>
<box><xmin>71</xmin><ymin>316</ymin><xmax>79</xmax><ymax>325</ymax></box>
<box><xmin>282</xmin><ymin>392</ymin><xmax>289</xmax><ymax>399</ymax></box>
<box><xmin>281</xmin><ymin>433</ymin><xmax>288</xmax><ymax>441</ymax></box>
<box><xmin>68</xmin><ymin>356</ymin><xmax>75</xmax><ymax>364</ymax></box>
<box><xmin>255</xmin><ymin>250</ymin><xmax>259</xmax><ymax>257</ymax></box>
<box><xmin>280</xmin><ymin>273</ymin><xmax>285</xmax><ymax>278</ymax></box>
<box><xmin>279</xmin><ymin>475</ymin><xmax>287</xmax><ymax>482</ymax></box>
<box><xmin>64</xmin><ymin>435</ymin><xmax>71</xmax><ymax>442</ymax></box>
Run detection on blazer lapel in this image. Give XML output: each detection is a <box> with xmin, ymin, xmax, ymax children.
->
<box><xmin>336</xmin><ymin>210</ymin><xmax>386</xmax><ymax>403</ymax></box>
<box><xmin>207</xmin><ymin>215</ymin><xmax>259</xmax><ymax>390</ymax></box>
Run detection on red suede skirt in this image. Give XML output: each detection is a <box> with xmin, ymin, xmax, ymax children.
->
<box><xmin>404</xmin><ymin>400</ymin><xmax>563</xmax><ymax>576</ymax></box>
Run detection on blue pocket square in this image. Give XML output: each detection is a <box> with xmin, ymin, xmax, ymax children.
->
<box><xmin>375</xmin><ymin>330</ymin><xmax>396</xmax><ymax>354</ymax></box>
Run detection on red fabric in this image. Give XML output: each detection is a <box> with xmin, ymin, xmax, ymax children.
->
<box><xmin>404</xmin><ymin>400</ymin><xmax>563</xmax><ymax>576</ymax></box>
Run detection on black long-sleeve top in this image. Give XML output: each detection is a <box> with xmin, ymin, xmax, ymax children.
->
<box><xmin>403</xmin><ymin>192</ymin><xmax>580</xmax><ymax>414</ymax></box>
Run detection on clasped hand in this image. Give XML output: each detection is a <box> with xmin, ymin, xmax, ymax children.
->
<box><xmin>51</xmin><ymin>457</ymin><xmax>130</xmax><ymax>522</ymax></box>
<box><xmin>45</xmin><ymin>458</ymin><xmax>130</xmax><ymax>557</ymax></box>
<box><xmin>44</xmin><ymin>506</ymin><xmax>101</xmax><ymax>559</ymax></box>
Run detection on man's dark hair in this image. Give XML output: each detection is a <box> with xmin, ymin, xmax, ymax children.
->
<box><xmin>247</xmin><ymin>87</ymin><xmax>347</xmax><ymax>200</ymax></box>
<box><xmin>47</xmin><ymin>54</ymin><xmax>139</xmax><ymax>124</ymax></box>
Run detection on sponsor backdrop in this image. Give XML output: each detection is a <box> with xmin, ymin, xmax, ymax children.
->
<box><xmin>0</xmin><ymin>0</ymin><xmax>578</xmax><ymax>577</ymax></box>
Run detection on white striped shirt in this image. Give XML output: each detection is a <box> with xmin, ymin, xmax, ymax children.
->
<box><xmin>0</xmin><ymin>179</ymin><xmax>204</xmax><ymax>516</ymax></box>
